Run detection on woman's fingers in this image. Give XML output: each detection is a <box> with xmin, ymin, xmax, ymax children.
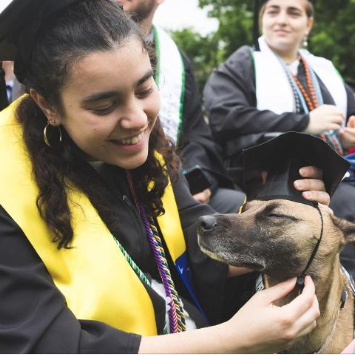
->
<box><xmin>286</xmin><ymin>294</ymin><xmax>319</xmax><ymax>339</ymax></box>
<box><xmin>294</xmin><ymin>166</ymin><xmax>330</xmax><ymax>205</ymax></box>
<box><xmin>302</xmin><ymin>191</ymin><xmax>330</xmax><ymax>206</ymax></box>
<box><xmin>282</xmin><ymin>276</ymin><xmax>317</xmax><ymax>318</ymax></box>
<box><xmin>298</xmin><ymin>166</ymin><xmax>323</xmax><ymax>179</ymax></box>
<box><xmin>257</xmin><ymin>278</ymin><xmax>297</xmax><ymax>305</ymax></box>
<box><xmin>294</xmin><ymin>178</ymin><xmax>325</xmax><ymax>192</ymax></box>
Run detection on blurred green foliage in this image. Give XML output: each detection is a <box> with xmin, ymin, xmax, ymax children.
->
<box><xmin>170</xmin><ymin>0</ymin><xmax>355</xmax><ymax>94</ymax></box>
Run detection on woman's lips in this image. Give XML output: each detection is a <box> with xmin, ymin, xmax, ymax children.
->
<box><xmin>109</xmin><ymin>130</ymin><xmax>146</xmax><ymax>151</ymax></box>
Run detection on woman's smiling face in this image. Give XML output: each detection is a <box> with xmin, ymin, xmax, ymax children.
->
<box><xmin>262</xmin><ymin>0</ymin><xmax>313</xmax><ymax>55</ymax></box>
<box><xmin>55</xmin><ymin>37</ymin><xmax>160</xmax><ymax>169</ymax></box>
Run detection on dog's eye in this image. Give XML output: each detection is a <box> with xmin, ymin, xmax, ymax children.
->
<box><xmin>267</xmin><ymin>213</ymin><xmax>284</xmax><ymax>218</ymax></box>
<box><xmin>266</xmin><ymin>213</ymin><xmax>299</xmax><ymax>222</ymax></box>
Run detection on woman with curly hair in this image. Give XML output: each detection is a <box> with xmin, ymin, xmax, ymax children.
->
<box><xmin>0</xmin><ymin>0</ymin><xmax>327</xmax><ymax>352</ymax></box>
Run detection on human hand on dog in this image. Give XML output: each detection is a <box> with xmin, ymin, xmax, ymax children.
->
<box><xmin>293</xmin><ymin>166</ymin><xmax>330</xmax><ymax>206</ymax></box>
<box><xmin>220</xmin><ymin>276</ymin><xmax>319</xmax><ymax>353</ymax></box>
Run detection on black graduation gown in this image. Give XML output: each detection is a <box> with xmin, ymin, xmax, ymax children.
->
<box><xmin>203</xmin><ymin>45</ymin><xmax>355</xmax><ymax>170</ymax></box>
<box><xmin>0</xmin><ymin>166</ymin><xmax>256</xmax><ymax>353</ymax></box>
<box><xmin>203</xmin><ymin>45</ymin><xmax>355</xmax><ymax>277</ymax></box>
<box><xmin>177</xmin><ymin>50</ymin><xmax>235</xmax><ymax>193</ymax></box>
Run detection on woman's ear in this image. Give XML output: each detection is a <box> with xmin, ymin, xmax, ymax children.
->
<box><xmin>30</xmin><ymin>89</ymin><xmax>61</xmax><ymax>125</ymax></box>
<box><xmin>306</xmin><ymin>16</ymin><xmax>314</xmax><ymax>36</ymax></box>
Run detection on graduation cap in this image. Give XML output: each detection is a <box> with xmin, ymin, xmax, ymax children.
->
<box><xmin>242</xmin><ymin>131</ymin><xmax>349</xmax><ymax>206</ymax></box>
<box><xmin>253</xmin><ymin>0</ymin><xmax>316</xmax><ymax>50</ymax></box>
<box><xmin>0</xmin><ymin>0</ymin><xmax>88</xmax><ymax>81</ymax></box>
<box><xmin>0</xmin><ymin>0</ymin><xmax>85</xmax><ymax>110</ymax></box>
<box><xmin>0</xmin><ymin>0</ymin><xmax>124</xmax><ymax>111</ymax></box>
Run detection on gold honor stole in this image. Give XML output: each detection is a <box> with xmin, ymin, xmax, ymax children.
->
<box><xmin>0</xmin><ymin>98</ymin><xmax>190</xmax><ymax>335</ymax></box>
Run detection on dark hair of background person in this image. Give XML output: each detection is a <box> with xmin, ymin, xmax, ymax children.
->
<box><xmin>16</xmin><ymin>0</ymin><xmax>179</xmax><ymax>249</ymax></box>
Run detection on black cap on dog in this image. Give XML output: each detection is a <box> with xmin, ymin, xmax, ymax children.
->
<box><xmin>242</xmin><ymin>132</ymin><xmax>349</xmax><ymax>206</ymax></box>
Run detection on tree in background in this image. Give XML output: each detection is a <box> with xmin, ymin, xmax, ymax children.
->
<box><xmin>171</xmin><ymin>0</ymin><xmax>355</xmax><ymax>95</ymax></box>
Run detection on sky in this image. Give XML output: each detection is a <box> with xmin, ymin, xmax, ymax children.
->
<box><xmin>154</xmin><ymin>0</ymin><xmax>218</xmax><ymax>35</ymax></box>
<box><xmin>0</xmin><ymin>0</ymin><xmax>218</xmax><ymax>35</ymax></box>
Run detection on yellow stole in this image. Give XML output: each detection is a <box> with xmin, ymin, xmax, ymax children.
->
<box><xmin>0</xmin><ymin>98</ymin><xmax>187</xmax><ymax>335</ymax></box>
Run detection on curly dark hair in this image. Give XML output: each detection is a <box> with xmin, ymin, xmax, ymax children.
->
<box><xmin>16</xmin><ymin>0</ymin><xmax>180</xmax><ymax>249</ymax></box>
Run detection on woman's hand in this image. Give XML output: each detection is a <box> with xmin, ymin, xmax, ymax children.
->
<box><xmin>192</xmin><ymin>188</ymin><xmax>211</xmax><ymax>204</ymax></box>
<box><xmin>220</xmin><ymin>276</ymin><xmax>319</xmax><ymax>354</ymax></box>
<box><xmin>139</xmin><ymin>277</ymin><xmax>319</xmax><ymax>354</ymax></box>
<box><xmin>305</xmin><ymin>105</ymin><xmax>344</xmax><ymax>135</ymax></box>
<box><xmin>338</xmin><ymin>115</ymin><xmax>355</xmax><ymax>151</ymax></box>
<box><xmin>294</xmin><ymin>166</ymin><xmax>330</xmax><ymax>206</ymax></box>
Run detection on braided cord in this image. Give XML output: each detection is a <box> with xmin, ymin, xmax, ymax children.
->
<box><xmin>148</xmin><ymin>217</ymin><xmax>186</xmax><ymax>332</ymax></box>
<box><xmin>112</xmin><ymin>233</ymin><xmax>169</xmax><ymax>334</ymax></box>
<box><xmin>125</xmin><ymin>170</ymin><xmax>186</xmax><ymax>333</ymax></box>
<box><xmin>112</xmin><ymin>236</ymin><xmax>150</xmax><ymax>287</ymax></box>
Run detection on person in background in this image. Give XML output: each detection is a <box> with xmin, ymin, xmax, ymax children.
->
<box><xmin>203</xmin><ymin>0</ymin><xmax>355</xmax><ymax>276</ymax></box>
<box><xmin>0</xmin><ymin>0</ymin><xmax>327</xmax><ymax>352</ymax></box>
<box><xmin>117</xmin><ymin>0</ymin><xmax>245</xmax><ymax>213</ymax></box>
<box><xmin>2</xmin><ymin>60</ymin><xmax>25</xmax><ymax>104</ymax></box>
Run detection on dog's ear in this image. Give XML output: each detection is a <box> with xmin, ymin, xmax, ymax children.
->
<box><xmin>331</xmin><ymin>214</ymin><xmax>355</xmax><ymax>245</ymax></box>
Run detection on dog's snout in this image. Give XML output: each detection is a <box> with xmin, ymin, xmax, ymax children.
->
<box><xmin>199</xmin><ymin>215</ymin><xmax>218</xmax><ymax>231</ymax></box>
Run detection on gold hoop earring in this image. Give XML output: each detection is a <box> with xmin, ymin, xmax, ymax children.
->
<box><xmin>44</xmin><ymin>122</ymin><xmax>63</xmax><ymax>148</ymax></box>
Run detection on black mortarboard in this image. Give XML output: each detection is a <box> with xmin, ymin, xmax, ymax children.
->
<box><xmin>253</xmin><ymin>0</ymin><xmax>316</xmax><ymax>50</ymax></box>
<box><xmin>0</xmin><ymin>0</ymin><xmax>86</xmax><ymax>84</ymax></box>
<box><xmin>242</xmin><ymin>132</ymin><xmax>349</xmax><ymax>206</ymax></box>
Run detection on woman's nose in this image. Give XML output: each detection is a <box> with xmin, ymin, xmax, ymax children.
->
<box><xmin>119</xmin><ymin>100</ymin><xmax>147</xmax><ymax>129</ymax></box>
<box><xmin>276</xmin><ymin>11</ymin><xmax>288</xmax><ymax>24</ymax></box>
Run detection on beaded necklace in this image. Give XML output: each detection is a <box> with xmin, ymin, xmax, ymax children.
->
<box><xmin>280</xmin><ymin>55</ymin><xmax>344</xmax><ymax>155</ymax></box>
<box><xmin>125</xmin><ymin>170</ymin><xmax>186</xmax><ymax>334</ymax></box>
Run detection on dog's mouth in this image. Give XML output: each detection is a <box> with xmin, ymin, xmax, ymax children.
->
<box><xmin>199</xmin><ymin>242</ymin><xmax>266</xmax><ymax>271</ymax></box>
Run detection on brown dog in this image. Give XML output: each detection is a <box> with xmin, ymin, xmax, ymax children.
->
<box><xmin>198</xmin><ymin>200</ymin><xmax>355</xmax><ymax>354</ymax></box>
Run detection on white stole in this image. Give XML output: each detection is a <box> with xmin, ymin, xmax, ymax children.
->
<box><xmin>153</xmin><ymin>25</ymin><xmax>184</xmax><ymax>143</ymax></box>
<box><xmin>254</xmin><ymin>36</ymin><xmax>347</xmax><ymax>117</ymax></box>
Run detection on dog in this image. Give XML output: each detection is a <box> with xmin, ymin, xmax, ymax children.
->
<box><xmin>197</xmin><ymin>199</ymin><xmax>355</xmax><ymax>354</ymax></box>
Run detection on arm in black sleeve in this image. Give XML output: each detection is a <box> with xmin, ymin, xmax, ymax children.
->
<box><xmin>203</xmin><ymin>46</ymin><xmax>310</xmax><ymax>145</ymax></box>
<box><xmin>345</xmin><ymin>83</ymin><xmax>355</xmax><ymax>120</ymax></box>
<box><xmin>178</xmin><ymin>50</ymin><xmax>233</xmax><ymax>191</ymax></box>
<box><xmin>171</xmin><ymin>172</ymin><xmax>256</xmax><ymax>324</ymax></box>
<box><xmin>0</xmin><ymin>205</ymin><xmax>141</xmax><ymax>353</ymax></box>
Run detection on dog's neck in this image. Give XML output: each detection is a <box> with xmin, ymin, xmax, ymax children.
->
<box><xmin>264</xmin><ymin>256</ymin><xmax>353</xmax><ymax>353</ymax></box>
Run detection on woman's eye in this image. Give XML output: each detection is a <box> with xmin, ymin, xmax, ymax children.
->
<box><xmin>90</xmin><ymin>102</ymin><xmax>116</xmax><ymax>115</ymax></box>
<box><xmin>92</xmin><ymin>105</ymin><xmax>115</xmax><ymax>115</ymax></box>
<box><xmin>137</xmin><ymin>86</ymin><xmax>153</xmax><ymax>98</ymax></box>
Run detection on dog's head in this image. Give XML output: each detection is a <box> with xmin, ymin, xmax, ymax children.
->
<box><xmin>198</xmin><ymin>200</ymin><xmax>355</xmax><ymax>279</ymax></box>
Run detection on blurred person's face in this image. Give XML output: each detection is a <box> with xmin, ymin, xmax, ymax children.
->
<box><xmin>35</xmin><ymin>37</ymin><xmax>160</xmax><ymax>169</ymax></box>
<box><xmin>115</xmin><ymin>0</ymin><xmax>156</xmax><ymax>23</ymax></box>
<box><xmin>262</xmin><ymin>0</ymin><xmax>313</xmax><ymax>57</ymax></box>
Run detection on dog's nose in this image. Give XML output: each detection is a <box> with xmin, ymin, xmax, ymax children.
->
<box><xmin>199</xmin><ymin>215</ymin><xmax>218</xmax><ymax>231</ymax></box>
